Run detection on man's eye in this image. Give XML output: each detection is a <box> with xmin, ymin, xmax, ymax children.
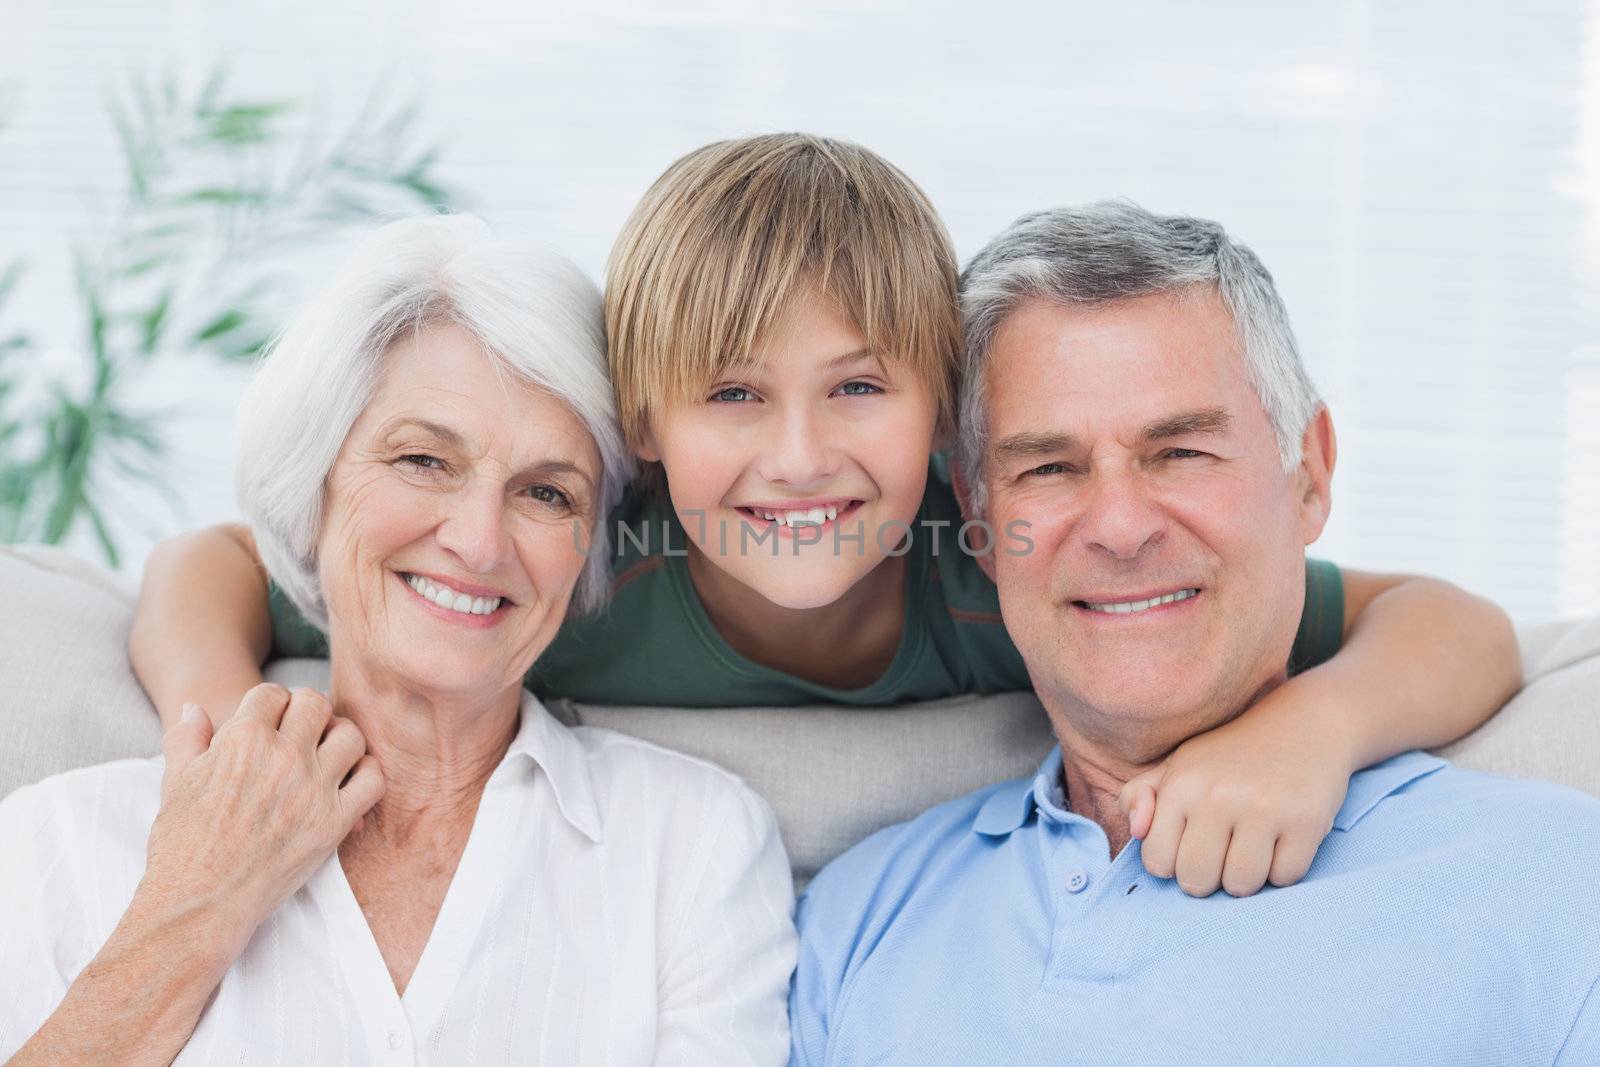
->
<box><xmin>1165</xmin><ymin>448</ymin><xmax>1206</xmax><ymax>460</ymax></box>
<box><xmin>1024</xmin><ymin>462</ymin><xmax>1067</xmax><ymax>477</ymax></box>
<box><xmin>709</xmin><ymin>386</ymin><xmax>755</xmax><ymax>403</ymax></box>
<box><xmin>399</xmin><ymin>454</ymin><xmax>445</xmax><ymax>471</ymax></box>
<box><xmin>528</xmin><ymin>484</ymin><xmax>572</xmax><ymax>509</ymax></box>
<box><xmin>834</xmin><ymin>381</ymin><xmax>882</xmax><ymax>397</ymax></box>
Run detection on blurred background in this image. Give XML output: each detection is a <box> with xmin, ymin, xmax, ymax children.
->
<box><xmin>1</xmin><ymin>0</ymin><xmax>1596</xmax><ymax>623</ymax></box>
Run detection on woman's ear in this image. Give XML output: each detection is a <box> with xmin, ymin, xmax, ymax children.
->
<box><xmin>1296</xmin><ymin>406</ymin><xmax>1336</xmax><ymax>544</ymax></box>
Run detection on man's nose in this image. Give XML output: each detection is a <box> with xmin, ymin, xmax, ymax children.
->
<box><xmin>1078</xmin><ymin>469</ymin><xmax>1168</xmax><ymax>560</ymax></box>
<box><xmin>435</xmin><ymin>481</ymin><xmax>514</xmax><ymax>575</ymax></box>
<box><xmin>757</xmin><ymin>403</ymin><xmax>841</xmax><ymax>488</ymax></box>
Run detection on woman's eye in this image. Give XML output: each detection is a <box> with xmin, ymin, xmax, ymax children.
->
<box><xmin>709</xmin><ymin>386</ymin><xmax>755</xmax><ymax>403</ymax></box>
<box><xmin>834</xmin><ymin>380</ymin><xmax>882</xmax><ymax>397</ymax></box>
<box><xmin>399</xmin><ymin>454</ymin><xmax>445</xmax><ymax>471</ymax></box>
<box><xmin>528</xmin><ymin>484</ymin><xmax>572</xmax><ymax>509</ymax></box>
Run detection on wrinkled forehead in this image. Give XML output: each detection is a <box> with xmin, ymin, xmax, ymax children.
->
<box><xmin>351</xmin><ymin>324</ymin><xmax>600</xmax><ymax>473</ymax></box>
<box><xmin>983</xmin><ymin>289</ymin><xmax>1266</xmax><ymax>450</ymax></box>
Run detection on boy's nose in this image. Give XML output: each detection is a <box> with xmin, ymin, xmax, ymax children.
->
<box><xmin>757</xmin><ymin>405</ymin><xmax>842</xmax><ymax>487</ymax></box>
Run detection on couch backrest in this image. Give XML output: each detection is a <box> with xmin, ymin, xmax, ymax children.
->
<box><xmin>4</xmin><ymin>544</ymin><xmax>1598</xmax><ymax>885</ymax></box>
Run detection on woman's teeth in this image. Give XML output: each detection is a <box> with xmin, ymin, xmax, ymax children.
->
<box><xmin>753</xmin><ymin>505</ymin><xmax>840</xmax><ymax>527</ymax></box>
<box><xmin>405</xmin><ymin>574</ymin><xmax>502</xmax><ymax>615</ymax></box>
<box><xmin>1082</xmin><ymin>588</ymin><xmax>1199</xmax><ymax>615</ymax></box>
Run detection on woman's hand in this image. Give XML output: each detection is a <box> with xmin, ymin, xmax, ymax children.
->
<box><xmin>142</xmin><ymin>683</ymin><xmax>385</xmax><ymax>955</ymax></box>
<box><xmin>1117</xmin><ymin>676</ymin><xmax>1356</xmax><ymax>898</ymax></box>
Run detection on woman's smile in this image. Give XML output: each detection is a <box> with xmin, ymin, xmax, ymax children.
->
<box><xmin>394</xmin><ymin>569</ymin><xmax>513</xmax><ymax>630</ymax></box>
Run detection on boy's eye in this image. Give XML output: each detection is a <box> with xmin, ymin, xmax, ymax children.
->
<box><xmin>833</xmin><ymin>380</ymin><xmax>882</xmax><ymax>397</ymax></box>
<box><xmin>709</xmin><ymin>386</ymin><xmax>756</xmax><ymax>403</ymax></box>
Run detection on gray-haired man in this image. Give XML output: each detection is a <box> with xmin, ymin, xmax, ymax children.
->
<box><xmin>788</xmin><ymin>203</ymin><xmax>1600</xmax><ymax>1064</ymax></box>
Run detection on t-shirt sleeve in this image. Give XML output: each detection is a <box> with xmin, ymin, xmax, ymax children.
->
<box><xmin>1287</xmin><ymin>558</ymin><xmax>1345</xmax><ymax>676</ymax></box>
<box><xmin>266</xmin><ymin>579</ymin><xmax>330</xmax><ymax>659</ymax></box>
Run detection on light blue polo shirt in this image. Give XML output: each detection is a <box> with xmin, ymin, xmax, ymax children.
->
<box><xmin>790</xmin><ymin>748</ymin><xmax>1600</xmax><ymax>1065</ymax></box>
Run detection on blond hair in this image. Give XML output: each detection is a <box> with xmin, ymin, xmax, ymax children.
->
<box><xmin>605</xmin><ymin>133</ymin><xmax>960</xmax><ymax>450</ymax></box>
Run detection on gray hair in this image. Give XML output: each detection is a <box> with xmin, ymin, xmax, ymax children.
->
<box><xmin>956</xmin><ymin>200</ymin><xmax>1321</xmax><ymax>513</ymax></box>
<box><xmin>234</xmin><ymin>214</ymin><xmax>631</xmax><ymax>633</ymax></box>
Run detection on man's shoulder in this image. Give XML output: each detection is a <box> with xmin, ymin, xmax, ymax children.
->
<box><xmin>800</xmin><ymin>773</ymin><xmax>1031</xmax><ymax>923</ymax></box>
<box><xmin>1342</xmin><ymin>754</ymin><xmax>1600</xmax><ymax>891</ymax></box>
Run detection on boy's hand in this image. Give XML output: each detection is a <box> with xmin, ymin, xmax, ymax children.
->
<box><xmin>1117</xmin><ymin>677</ymin><xmax>1358</xmax><ymax>898</ymax></box>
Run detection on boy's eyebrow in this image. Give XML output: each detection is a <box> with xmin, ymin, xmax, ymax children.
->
<box><xmin>823</xmin><ymin>348</ymin><xmax>878</xmax><ymax>371</ymax></box>
<box><xmin>1140</xmin><ymin>407</ymin><xmax>1232</xmax><ymax>441</ymax></box>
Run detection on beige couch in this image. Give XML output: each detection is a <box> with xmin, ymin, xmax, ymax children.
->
<box><xmin>4</xmin><ymin>543</ymin><xmax>1598</xmax><ymax>885</ymax></box>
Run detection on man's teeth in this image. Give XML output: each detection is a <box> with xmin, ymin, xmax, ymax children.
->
<box><xmin>1083</xmin><ymin>588</ymin><xmax>1198</xmax><ymax>615</ymax></box>
<box><xmin>754</xmin><ymin>505</ymin><xmax>840</xmax><ymax>527</ymax></box>
<box><xmin>405</xmin><ymin>574</ymin><xmax>503</xmax><ymax>616</ymax></box>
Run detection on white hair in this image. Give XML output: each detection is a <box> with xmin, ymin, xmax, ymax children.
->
<box><xmin>956</xmin><ymin>200</ymin><xmax>1322</xmax><ymax>514</ymax></box>
<box><xmin>234</xmin><ymin>214</ymin><xmax>630</xmax><ymax>633</ymax></box>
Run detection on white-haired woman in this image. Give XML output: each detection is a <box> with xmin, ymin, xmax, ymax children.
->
<box><xmin>0</xmin><ymin>216</ymin><xmax>797</xmax><ymax>1065</ymax></box>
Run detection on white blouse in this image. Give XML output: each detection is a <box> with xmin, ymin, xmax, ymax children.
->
<box><xmin>0</xmin><ymin>692</ymin><xmax>797</xmax><ymax>1065</ymax></box>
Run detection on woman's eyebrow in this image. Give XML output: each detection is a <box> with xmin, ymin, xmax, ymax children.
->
<box><xmin>523</xmin><ymin>459</ymin><xmax>595</xmax><ymax>487</ymax></box>
<box><xmin>383</xmin><ymin>416</ymin><xmax>468</xmax><ymax>447</ymax></box>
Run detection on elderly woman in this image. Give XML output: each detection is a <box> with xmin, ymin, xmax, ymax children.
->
<box><xmin>0</xmin><ymin>216</ymin><xmax>796</xmax><ymax>1064</ymax></box>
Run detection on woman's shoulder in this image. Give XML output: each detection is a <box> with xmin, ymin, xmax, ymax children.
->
<box><xmin>2</xmin><ymin>757</ymin><xmax>164</xmax><ymax>836</ymax></box>
<box><xmin>570</xmin><ymin>723</ymin><xmax>769</xmax><ymax>815</ymax></box>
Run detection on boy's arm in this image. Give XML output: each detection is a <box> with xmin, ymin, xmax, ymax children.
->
<box><xmin>1125</xmin><ymin>569</ymin><xmax>1521</xmax><ymax>897</ymax></box>
<box><xmin>129</xmin><ymin>523</ymin><xmax>272</xmax><ymax>731</ymax></box>
<box><xmin>1318</xmin><ymin>568</ymin><xmax>1521</xmax><ymax>764</ymax></box>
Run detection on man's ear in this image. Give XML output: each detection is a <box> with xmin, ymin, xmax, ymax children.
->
<box><xmin>950</xmin><ymin>458</ymin><xmax>998</xmax><ymax>583</ymax></box>
<box><xmin>1296</xmin><ymin>406</ymin><xmax>1336</xmax><ymax>544</ymax></box>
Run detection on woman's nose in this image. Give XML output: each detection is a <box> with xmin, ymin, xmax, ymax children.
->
<box><xmin>434</xmin><ymin>484</ymin><xmax>514</xmax><ymax>574</ymax></box>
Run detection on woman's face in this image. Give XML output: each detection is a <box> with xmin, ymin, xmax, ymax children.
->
<box><xmin>317</xmin><ymin>322</ymin><xmax>603</xmax><ymax>701</ymax></box>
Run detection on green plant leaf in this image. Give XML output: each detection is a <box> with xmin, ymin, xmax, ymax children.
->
<box><xmin>193</xmin><ymin>307</ymin><xmax>248</xmax><ymax>343</ymax></box>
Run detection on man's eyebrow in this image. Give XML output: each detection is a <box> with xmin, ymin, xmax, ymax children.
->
<box><xmin>994</xmin><ymin>431</ymin><xmax>1079</xmax><ymax>458</ymax></box>
<box><xmin>1141</xmin><ymin>408</ymin><xmax>1232</xmax><ymax>441</ymax></box>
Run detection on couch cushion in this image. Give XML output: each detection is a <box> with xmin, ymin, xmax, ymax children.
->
<box><xmin>3</xmin><ymin>543</ymin><xmax>1597</xmax><ymax>885</ymax></box>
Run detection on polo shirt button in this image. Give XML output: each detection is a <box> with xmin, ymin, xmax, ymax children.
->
<box><xmin>1067</xmin><ymin>869</ymin><xmax>1089</xmax><ymax>893</ymax></box>
<box><xmin>387</xmin><ymin>1031</ymin><xmax>402</xmax><ymax>1050</ymax></box>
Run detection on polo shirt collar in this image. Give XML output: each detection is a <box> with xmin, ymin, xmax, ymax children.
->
<box><xmin>974</xmin><ymin>746</ymin><xmax>1063</xmax><ymax>837</ymax></box>
<box><xmin>972</xmin><ymin>745</ymin><xmax>1449</xmax><ymax>838</ymax></box>
<box><xmin>1332</xmin><ymin>750</ymin><xmax>1448</xmax><ymax>831</ymax></box>
<box><xmin>499</xmin><ymin>690</ymin><xmax>604</xmax><ymax>844</ymax></box>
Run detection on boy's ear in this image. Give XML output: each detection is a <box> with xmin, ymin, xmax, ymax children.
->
<box><xmin>1296</xmin><ymin>406</ymin><xmax>1336</xmax><ymax>545</ymax></box>
<box><xmin>632</xmin><ymin>426</ymin><xmax>662</xmax><ymax>464</ymax></box>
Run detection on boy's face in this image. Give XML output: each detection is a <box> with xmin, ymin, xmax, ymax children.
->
<box><xmin>637</xmin><ymin>289</ymin><xmax>941</xmax><ymax>610</ymax></box>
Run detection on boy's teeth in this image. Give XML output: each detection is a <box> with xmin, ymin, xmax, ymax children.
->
<box><xmin>1083</xmin><ymin>588</ymin><xmax>1198</xmax><ymax>615</ymax></box>
<box><xmin>405</xmin><ymin>574</ymin><xmax>503</xmax><ymax>616</ymax></box>
<box><xmin>754</xmin><ymin>505</ymin><xmax>841</xmax><ymax>527</ymax></box>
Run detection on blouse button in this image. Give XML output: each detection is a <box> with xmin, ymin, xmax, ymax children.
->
<box><xmin>387</xmin><ymin>1030</ymin><xmax>403</xmax><ymax>1050</ymax></box>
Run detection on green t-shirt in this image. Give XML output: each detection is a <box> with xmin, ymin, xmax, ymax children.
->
<box><xmin>268</xmin><ymin>461</ymin><xmax>1346</xmax><ymax>707</ymax></box>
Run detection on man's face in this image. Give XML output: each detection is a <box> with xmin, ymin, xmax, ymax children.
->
<box><xmin>980</xmin><ymin>287</ymin><xmax>1332</xmax><ymax>760</ymax></box>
